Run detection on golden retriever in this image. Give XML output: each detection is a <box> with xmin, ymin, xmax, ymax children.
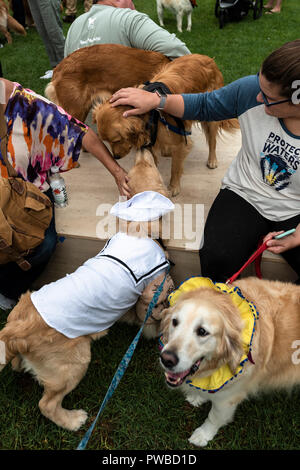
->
<box><xmin>157</xmin><ymin>0</ymin><xmax>198</xmax><ymax>33</ymax></box>
<box><xmin>0</xmin><ymin>148</ymin><xmax>173</xmax><ymax>431</ymax></box>
<box><xmin>93</xmin><ymin>54</ymin><xmax>239</xmax><ymax>196</ymax></box>
<box><xmin>159</xmin><ymin>276</ymin><xmax>300</xmax><ymax>447</ymax></box>
<box><xmin>0</xmin><ymin>0</ymin><xmax>26</xmax><ymax>44</ymax></box>
<box><xmin>45</xmin><ymin>44</ymin><xmax>170</xmax><ymax>122</ymax></box>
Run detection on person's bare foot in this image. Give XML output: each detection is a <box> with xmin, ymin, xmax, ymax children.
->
<box><xmin>265</xmin><ymin>7</ymin><xmax>281</xmax><ymax>13</ymax></box>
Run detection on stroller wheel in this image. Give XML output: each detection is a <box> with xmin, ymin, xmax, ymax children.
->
<box><xmin>253</xmin><ymin>0</ymin><xmax>263</xmax><ymax>19</ymax></box>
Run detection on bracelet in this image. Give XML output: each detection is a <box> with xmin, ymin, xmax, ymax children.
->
<box><xmin>155</xmin><ymin>90</ymin><xmax>167</xmax><ymax>110</ymax></box>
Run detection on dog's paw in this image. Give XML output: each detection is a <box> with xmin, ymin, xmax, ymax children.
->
<box><xmin>186</xmin><ymin>394</ymin><xmax>207</xmax><ymax>408</ymax></box>
<box><xmin>207</xmin><ymin>160</ymin><xmax>218</xmax><ymax>170</ymax></box>
<box><xmin>188</xmin><ymin>426</ymin><xmax>211</xmax><ymax>447</ymax></box>
<box><xmin>168</xmin><ymin>184</ymin><xmax>180</xmax><ymax>197</ymax></box>
<box><xmin>66</xmin><ymin>409</ymin><xmax>88</xmax><ymax>431</ymax></box>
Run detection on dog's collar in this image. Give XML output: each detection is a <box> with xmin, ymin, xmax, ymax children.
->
<box><xmin>161</xmin><ymin>277</ymin><xmax>259</xmax><ymax>393</ymax></box>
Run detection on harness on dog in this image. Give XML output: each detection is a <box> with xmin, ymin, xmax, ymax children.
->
<box><xmin>160</xmin><ymin>277</ymin><xmax>259</xmax><ymax>393</ymax></box>
<box><xmin>190</xmin><ymin>0</ymin><xmax>198</xmax><ymax>7</ymax></box>
<box><xmin>142</xmin><ymin>81</ymin><xmax>191</xmax><ymax>148</ymax></box>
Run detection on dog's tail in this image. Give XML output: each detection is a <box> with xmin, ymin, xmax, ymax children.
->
<box><xmin>218</xmin><ymin>117</ymin><xmax>240</xmax><ymax>134</ymax></box>
<box><xmin>45</xmin><ymin>82</ymin><xmax>58</xmax><ymax>104</ymax></box>
<box><xmin>7</xmin><ymin>14</ymin><xmax>26</xmax><ymax>36</ymax></box>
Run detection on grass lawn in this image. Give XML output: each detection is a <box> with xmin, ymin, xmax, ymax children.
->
<box><xmin>0</xmin><ymin>0</ymin><xmax>300</xmax><ymax>452</ymax></box>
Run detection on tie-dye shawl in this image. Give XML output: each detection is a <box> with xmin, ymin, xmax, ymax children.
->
<box><xmin>1</xmin><ymin>83</ymin><xmax>88</xmax><ymax>191</ymax></box>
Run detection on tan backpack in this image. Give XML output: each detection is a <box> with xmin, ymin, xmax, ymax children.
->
<box><xmin>0</xmin><ymin>103</ymin><xmax>53</xmax><ymax>271</ymax></box>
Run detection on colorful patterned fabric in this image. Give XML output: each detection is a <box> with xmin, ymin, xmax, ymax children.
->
<box><xmin>2</xmin><ymin>83</ymin><xmax>88</xmax><ymax>191</ymax></box>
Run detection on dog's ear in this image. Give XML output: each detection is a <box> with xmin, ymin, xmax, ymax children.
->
<box><xmin>92</xmin><ymin>102</ymin><xmax>101</xmax><ymax>123</ymax></box>
<box><xmin>127</xmin><ymin>117</ymin><xmax>150</xmax><ymax>148</ymax></box>
<box><xmin>223</xmin><ymin>326</ymin><xmax>243</xmax><ymax>375</ymax></box>
<box><xmin>92</xmin><ymin>101</ymin><xmax>110</xmax><ymax>124</ymax></box>
<box><xmin>135</xmin><ymin>147</ymin><xmax>155</xmax><ymax>166</ymax></box>
<box><xmin>159</xmin><ymin>306</ymin><xmax>174</xmax><ymax>342</ymax></box>
<box><xmin>141</xmin><ymin>148</ymin><xmax>156</xmax><ymax>166</ymax></box>
<box><xmin>219</xmin><ymin>308</ymin><xmax>244</xmax><ymax>375</ymax></box>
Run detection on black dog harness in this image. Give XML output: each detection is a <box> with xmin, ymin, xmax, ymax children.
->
<box><xmin>142</xmin><ymin>81</ymin><xmax>192</xmax><ymax>148</ymax></box>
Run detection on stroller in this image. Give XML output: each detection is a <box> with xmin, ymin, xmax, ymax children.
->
<box><xmin>215</xmin><ymin>0</ymin><xmax>263</xmax><ymax>28</ymax></box>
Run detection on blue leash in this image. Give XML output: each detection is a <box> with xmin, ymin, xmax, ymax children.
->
<box><xmin>76</xmin><ymin>266</ymin><xmax>170</xmax><ymax>450</ymax></box>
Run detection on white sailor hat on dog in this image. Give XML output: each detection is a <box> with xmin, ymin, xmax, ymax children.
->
<box><xmin>110</xmin><ymin>191</ymin><xmax>174</xmax><ymax>222</ymax></box>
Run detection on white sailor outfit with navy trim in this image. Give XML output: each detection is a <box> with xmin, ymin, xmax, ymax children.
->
<box><xmin>31</xmin><ymin>232</ymin><xmax>169</xmax><ymax>339</ymax></box>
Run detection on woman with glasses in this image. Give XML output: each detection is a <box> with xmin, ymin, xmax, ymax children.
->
<box><xmin>110</xmin><ymin>40</ymin><xmax>300</xmax><ymax>284</ymax></box>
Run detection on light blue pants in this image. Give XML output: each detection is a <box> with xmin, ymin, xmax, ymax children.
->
<box><xmin>27</xmin><ymin>0</ymin><xmax>65</xmax><ymax>68</ymax></box>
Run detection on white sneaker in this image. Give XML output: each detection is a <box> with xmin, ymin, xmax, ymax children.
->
<box><xmin>40</xmin><ymin>69</ymin><xmax>53</xmax><ymax>80</ymax></box>
<box><xmin>0</xmin><ymin>293</ymin><xmax>16</xmax><ymax>310</ymax></box>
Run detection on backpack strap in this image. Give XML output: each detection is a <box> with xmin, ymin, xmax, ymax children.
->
<box><xmin>26</xmin><ymin>189</ymin><xmax>52</xmax><ymax>208</ymax></box>
<box><xmin>0</xmin><ymin>237</ymin><xmax>32</xmax><ymax>271</ymax></box>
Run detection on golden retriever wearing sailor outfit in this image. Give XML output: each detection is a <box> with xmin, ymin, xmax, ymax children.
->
<box><xmin>0</xmin><ymin>149</ymin><xmax>174</xmax><ymax>431</ymax></box>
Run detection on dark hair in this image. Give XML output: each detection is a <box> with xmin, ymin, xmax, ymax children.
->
<box><xmin>261</xmin><ymin>40</ymin><xmax>300</xmax><ymax>99</ymax></box>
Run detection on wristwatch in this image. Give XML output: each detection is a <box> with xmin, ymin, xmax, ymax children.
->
<box><xmin>155</xmin><ymin>89</ymin><xmax>167</xmax><ymax>110</ymax></box>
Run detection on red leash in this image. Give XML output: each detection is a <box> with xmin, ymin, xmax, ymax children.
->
<box><xmin>226</xmin><ymin>240</ymin><xmax>268</xmax><ymax>285</ymax></box>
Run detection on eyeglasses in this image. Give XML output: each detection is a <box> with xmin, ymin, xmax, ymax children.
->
<box><xmin>260</xmin><ymin>88</ymin><xmax>291</xmax><ymax>107</ymax></box>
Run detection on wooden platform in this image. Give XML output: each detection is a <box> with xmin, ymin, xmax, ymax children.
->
<box><xmin>34</xmin><ymin>124</ymin><xmax>298</xmax><ymax>289</ymax></box>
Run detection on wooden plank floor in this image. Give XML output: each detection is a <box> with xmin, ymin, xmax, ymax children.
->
<box><xmin>34</xmin><ymin>124</ymin><xmax>297</xmax><ymax>288</ymax></box>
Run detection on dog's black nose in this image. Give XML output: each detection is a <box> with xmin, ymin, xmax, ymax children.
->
<box><xmin>160</xmin><ymin>350</ymin><xmax>179</xmax><ymax>369</ymax></box>
<box><xmin>113</xmin><ymin>154</ymin><xmax>121</xmax><ymax>160</ymax></box>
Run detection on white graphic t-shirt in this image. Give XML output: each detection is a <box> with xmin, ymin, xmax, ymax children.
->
<box><xmin>182</xmin><ymin>74</ymin><xmax>300</xmax><ymax>221</ymax></box>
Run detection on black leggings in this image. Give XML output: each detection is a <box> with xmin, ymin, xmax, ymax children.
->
<box><xmin>199</xmin><ymin>189</ymin><xmax>300</xmax><ymax>283</ymax></box>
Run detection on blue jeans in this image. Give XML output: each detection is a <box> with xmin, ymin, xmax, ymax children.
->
<box><xmin>0</xmin><ymin>189</ymin><xmax>57</xmax><ymax>301</ymax></box>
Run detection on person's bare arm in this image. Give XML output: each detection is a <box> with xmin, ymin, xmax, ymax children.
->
<box><xmin>82</xmin><ymin>128</ymin><xmax>131</xmax><ymax>198</ymax></box>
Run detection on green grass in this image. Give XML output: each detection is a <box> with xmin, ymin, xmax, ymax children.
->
<box><xmin>1</xmin><ymin>0</ymin><xmax>300</xmax><ymax>452</ymax></box>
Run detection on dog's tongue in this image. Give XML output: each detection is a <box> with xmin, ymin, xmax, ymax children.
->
<box><xmin>165</xmin><ymin>368</ymin><xmax>191</xmax><ymax>386</ymax></box>
<box><xmin>167</xmin><ymin>369</ymin><xmax>190</xmax><ymax>380</ymax></box>
<box><xmin>165</xmin><ymin>359</ymin><xmax>203</xmax><ymax>386</ymax></box>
